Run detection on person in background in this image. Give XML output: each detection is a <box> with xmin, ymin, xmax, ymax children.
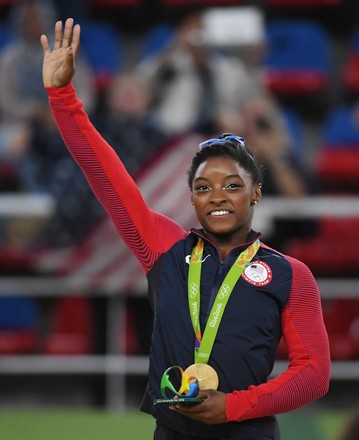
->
<box><xmin>95</xmin><ymin>71</ymin><xmax>168</xmax><ymax>177</ymax></box>
<box><xmin>0</xmin><ymin>0</ymin><xmax>95</xmax><ymax>124</ymax></box>
<box><xmin>137</xmin><ymin>10</ymin><xmax>267</xmax><ymax>137</ymax></box>
<box><xmin>216</xmin><ymin>97</ymin><xmax>309</xmax><ymax>198</ymax></box>
<box><xmin>40</xmin><ymin>18</ymin><xmax>330</xmax><ymax>440</ymax></box>
<box><xmin>0</xmin><ymin>0</ymin><xmax>100</xmax><ymax>247</ymax></box>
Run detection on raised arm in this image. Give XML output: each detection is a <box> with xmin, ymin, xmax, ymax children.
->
<box><xmin>40</xmin><ymin>20</ymin><xmax>187</xmax><ymax>272</ymax></box>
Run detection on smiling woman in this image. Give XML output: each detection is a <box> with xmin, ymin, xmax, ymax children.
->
<box><xmin>40</xmin><ymin>18</ymin><xmax>331</xmax><ymax>440</ymax></box>
<box><xmin>188</xmin><ymin>137</ymin><xmax>262</xmax><ymax>260</ymax></box>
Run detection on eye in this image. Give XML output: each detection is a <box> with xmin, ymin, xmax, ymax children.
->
<box><xmin>224</xmin><ymin>183</ymin><xmax>241</xmax><ymax>191</ymax></box>
<box><xmin>194</xmin><ymin>184</ymin><xmax>211</xmax><ymax>193</ymax></box>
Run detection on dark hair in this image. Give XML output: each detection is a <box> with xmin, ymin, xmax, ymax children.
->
<box><xmin>187</xmin><ymin>133</ymin><xmax>263</xmax><ymax>190</ymax></box>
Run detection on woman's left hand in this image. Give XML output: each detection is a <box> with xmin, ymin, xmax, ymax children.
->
<box><xmin>170</xmin><ymin>390</ymin><xmax>227</xmax><ymax>425</ymax></box>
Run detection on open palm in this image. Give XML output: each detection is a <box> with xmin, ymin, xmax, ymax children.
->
<box><xmin>40</xmin><ymin>18</ymin><xmax>80</xmax><ymax>88</ymax></box>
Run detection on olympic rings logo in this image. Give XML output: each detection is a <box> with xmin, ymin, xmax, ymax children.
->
<box><xmin>189</xmin><ymin>282</ymin><xmax>199</xmax><ymax>298</ymax></box>
<box><xmin>218</xmin><ymin>284</ymin><xmax>230</xmax><ymax>299</ymax></box>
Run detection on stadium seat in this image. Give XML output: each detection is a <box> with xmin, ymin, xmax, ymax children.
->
<box><xmin>282</xmin><ymin>107</ymin><xmax>305</xmax><ymax>161</ymax></box>
<box><xmin>159</xmin><ymin>0</ymin><xmax>243</xmax><ymax>5</ymax></box>
<box><xmin>263</xmin><ymin>20</ymin><xmax>331</xmax><ymax>97</ymax></box>
<box><xmin>315</xmin><ymin>106</ymin><xmax>359</xmax><ymax>192</ymax></box>
<box><xmin>322</xmin><ymin>299</ymin><xmax>359</xmax><ymax>360</ymax></box>
<box><xmin>343</xmin><ymin>28</ymin><xmax>359</xmax><ymax>94</ymax></box>
<box><xmin>90</xmin><ymin>0</ymin><xmax>142</xmax><ymax>6</ymax></box>
<box><xmin>43</xmin><ymin>296</ymin><xmax>94</xmax><ymax>355</ymax></box>
<box><xmin>277</xmin><ymin>299</ymin><xmax>359</xmax><ymax>361</ymax></box>
<box><xmin>0</xmin><ymin>297</ymin><xmax>39</xmax><ymax>354</ymax></box>
<box><xmin>0</xmin><ymin>22</ymin><xmax>15</xmax><ymax>52</ymax></box>
<box><xmin>80</xmin><ymin>21</ymin><xmax>123</xmax><ymax>91</ymax></box>
<box><xmin>140</xmin><ymin>23</ymin><xmax>175</xmax><ymax>61</ymax></box>
<box><xmin>283</xmin><ymin>217</ymin><xmax>359</xmax><ymax>277</ymax></box>
<box><xmin>266</xmin><ymin>0</ymin><xmax>344</xmax><ymax>8</ymax></box>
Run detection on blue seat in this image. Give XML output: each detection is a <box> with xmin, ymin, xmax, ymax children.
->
<box><xmin>316</xmin><ymin>106</ymin><xmax>359</xmax><ymax>191</ymax></box>
<box><xmin>322</xmin><ymin>106</ymin><xmax>359</xmax><ymax>146</ymax></box>
<box><xmin>0</xmin><ymin>296</ymin><xmax>39</xmax><ymax>354</ymax></box>
<box><xmin>0</xmin><ymin>22</ymin><xmax>15</xmax><ymax>52</ymax></box>
<box><xmin>282</xmin><ymin>107</ymin><xmax>305</xmax><ymax>160</ymax></box>
<box><xmin>140</xmin><ymin>23</ymin><xmax>175</xmax><ymax>61</ymax></box>
<box><xmin>263</xmin><ymin>20</ymin><xmax>332</xmax><ymax>97</ymax></box>
<box><xmin>80</xmin><ymin>21</ymin><xmax>123</xmax><ymax>90</ymax></box>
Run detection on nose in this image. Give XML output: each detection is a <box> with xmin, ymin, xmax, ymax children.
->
<box><xmin>210</xmin><ymin>186</ymin><xmax>227</xmax><ymax>204</ymax></box>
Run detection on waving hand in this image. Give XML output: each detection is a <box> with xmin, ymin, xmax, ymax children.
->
<box><xmin>40</xmin><ymin>18</ymin><xmax>80</xmax><ymax>88</ymax></box>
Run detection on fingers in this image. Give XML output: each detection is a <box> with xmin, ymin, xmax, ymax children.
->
<box><xmin>62</xmin><ymin>18</ymin><xmax>74</xmax><ymax>49</ymax></box>
<box><xmin>40</xmin><ymin>34</ymin><xmax>50</xmax><ymax>56</ymax></box>
<box><xmin>54</xmin><ymin>20</ymin><xmax>63</xmax><ymax>50</ymax></box>
<box><xmin>71</xmin><ymin>24</ymin><xmax>81</xmax><ymax>59</ymax></box>
<box><xmin>53</xmin><ymin>18</ymin><xmax>79</xmax><ymax>54</ymax></box>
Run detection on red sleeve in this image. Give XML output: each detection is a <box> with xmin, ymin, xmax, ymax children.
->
<box><xmin>226</xmin><ymin>256</ymin><xmax>330</xmax><ymax>422</ymax></box>
<box><xmin>46</xmin><ymin>83</ymin><xmax>187</xmax><ymax>273</ymax></box>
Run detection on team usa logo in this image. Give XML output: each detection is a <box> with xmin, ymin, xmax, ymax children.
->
<box><xmin>242</xmin><ymin>260</ymin><xmax>272</xmax><ymax>286</ymax></box>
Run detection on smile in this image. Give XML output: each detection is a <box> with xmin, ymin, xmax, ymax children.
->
<box><xmin>209</xmin><ymin>210</ymin><xmax>231</xmax><ymax>216</ymax></box>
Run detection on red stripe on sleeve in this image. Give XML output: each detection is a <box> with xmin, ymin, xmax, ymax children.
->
<box><xmin>226</xmin><ymin>256</ymin><xmax>330</xmax><ymax>422</ymax></box>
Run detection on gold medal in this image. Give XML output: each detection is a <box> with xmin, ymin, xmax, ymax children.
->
<box><xmin>184</xmin><ymin>364</ymin><xmax>219</xmax><ymax>390</ymax></box>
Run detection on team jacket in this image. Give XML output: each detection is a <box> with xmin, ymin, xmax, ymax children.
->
<box><xmin>47</xmin><ymin>83</ymin><xmax>330</xmax><ymax>438</ymax></box>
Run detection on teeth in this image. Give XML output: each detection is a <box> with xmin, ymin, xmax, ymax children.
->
<box><xmin>210</xmin><ymin>210</ymin><xmax>230</xmax><ymax>216</ymax></box>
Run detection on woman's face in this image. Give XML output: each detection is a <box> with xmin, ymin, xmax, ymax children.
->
<box><xmin>191</xmin><ymin>156</ymin><xmax>261</xmax><ymax>240</ymax></box>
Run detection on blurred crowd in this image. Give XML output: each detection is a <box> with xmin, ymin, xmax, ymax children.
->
<box><xmin>0</xmin><ymin>0</ymin><xmax>359</xmax><ymax>366</ymax></box>
<box><xmin>0</xmin><ymin>0</ymin><xmax>316</xmax><ymax>250</ymax></box>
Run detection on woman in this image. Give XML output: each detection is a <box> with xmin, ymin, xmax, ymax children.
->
<box><xmin>40</xmin><ymin>19</ymin><xmax>330</xmax><ymax>440</ymax></box>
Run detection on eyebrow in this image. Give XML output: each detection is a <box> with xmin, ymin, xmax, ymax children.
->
<box><xmin>194</xmin><ymin>174</ymin><xmax>242</xmax><ymax>183</ymax></box>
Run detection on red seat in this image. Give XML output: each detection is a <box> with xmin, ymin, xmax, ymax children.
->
<box><xmin>0</xmin><ymin>329</ymin><xmax>38</xmax><ymax>354</ymax></box>
<box><xmin>283</xmin><ymin>218</ymin><xmax>359</xmax><ymax>276</ymax></box>
<box><xmin>159</xmin><ymin>0</ymin><xmax>242</xmax><ymax>5</ymax></box>
<box><xmin>277</xmin><ymin>299</ymin><xmax>359</xmax><ymax>361</ymax></box>
<box><xmin>43</xmin><ymin>296</ymin><xmax>94</xmax><ymax>355</ymax></box>
<box><xmin>322</xmin><ymin>299</ymin><xmax>359</xmax><ymax>360</ymax></box>
<box><xmin>90</xmin><ymin>0</ymin><xmax>142</xmax><ymax>6</ymax></box>
<box><xmin>266</xmin><ymin>0</ymin><xmax>344</xmax><ymax>7</ymax></box>
<box><xmin>316</xmin><ymin>149</ymin><xmax>359</xmax><ymax>188</ymax></box>
<box><xmin>342</xmin><ymin>28</ymin><xmax>359</xmax><ymax>94</ymax></box>
<box><xmin>343</xmin><ymin>54</ymin><xmax>359</xmax><ymax>93</ymax></box>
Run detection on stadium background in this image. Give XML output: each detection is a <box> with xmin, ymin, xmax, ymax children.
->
<box><xmin>0</xmin><ymin>0</ymin><xmax>359</xmax><ymax>438</ymax></box>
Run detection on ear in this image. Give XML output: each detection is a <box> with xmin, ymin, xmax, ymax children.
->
<box><xmin>191</xmin><ymin>193</ymin><xmax>194</xmax><ymax>207</ymax></box>
<box><xmin>251</xmin><ymin>183</ymin><xmax>262</xmax><ymax>205</ymax></box>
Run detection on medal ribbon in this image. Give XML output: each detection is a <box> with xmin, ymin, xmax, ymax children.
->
<box><xmin>188</xmin><ymin>238</ymin><xmax>260</xmax><ymax>364</ymax></box>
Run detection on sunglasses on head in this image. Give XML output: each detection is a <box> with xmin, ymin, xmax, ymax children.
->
<box><xmin>198</xmin><ymin>135</ymin><xmax>246</xmax><ymax>150</ymax></box>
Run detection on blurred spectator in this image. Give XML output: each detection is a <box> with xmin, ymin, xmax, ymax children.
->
<box><xmin>0</xmin><ymin>0</ymin><xmax>95</xmax><ymax>124</ymax></box>
<box><xmin>215</xmin><ymin>96</ymin><xmax>311</xmax><ymax>198</ymax></box>
<box><xmin>0</xmin><ymin>119</ymin><xmax>30</xmax><ymax>192</ymax></box>
<box><xmin>20</xmin><ymin>70</ymin><xmax>168</xmax><ymax>248</ymax></box>
<box><xmin>137</xmin><ymin>10</ymin><xmax>266</xmax><ymax>137</ymax></box>
<box><xmin>0</xmin><ymin>0</ymin><xmax>101</xmax><ymax>247</ymax></box>
<box><xmin>213</xmin><ymin>78</ymin><xmax>316</xmax><ymax>249</ymax></box>
<box><xmin>95</xmin><ymin>71</ymin><xmax>169</xmax><ymax>176</ymax></box>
